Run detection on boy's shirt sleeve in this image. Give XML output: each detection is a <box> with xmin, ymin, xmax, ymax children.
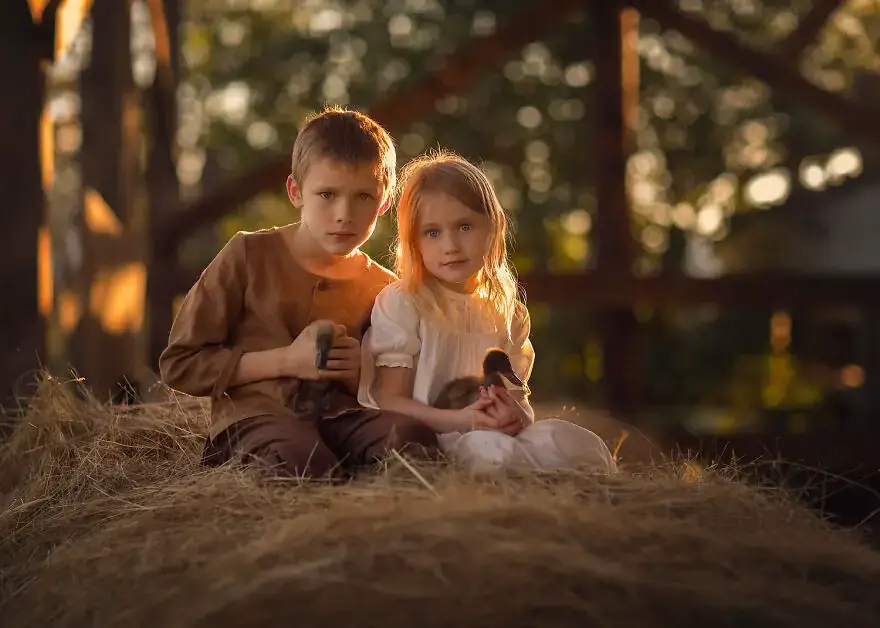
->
<box><xmin>158</xmin><ymin>233</ymin><xmax>247</xmax><ymax>399</ymax></box>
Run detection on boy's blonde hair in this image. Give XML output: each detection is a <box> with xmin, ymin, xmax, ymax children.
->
<box><xmin>394</xmin><ymin>149</ymin><xmax>522</xmax><ymax>336</ymax></box>
<box><xmin>290</xmin><ymin>105</ymin><xmax>397</xmax><ymax>202</ymax></box>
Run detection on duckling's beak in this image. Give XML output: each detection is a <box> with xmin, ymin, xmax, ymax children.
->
<box><xmin>483</xmin><ymin>349</ymin><xmax>524</xmax><ymax>388</ymax></box>
<box><xmin>499</xmin><ymin>366</ymin><xmax>524</xmax><ymax>388</ymax></box>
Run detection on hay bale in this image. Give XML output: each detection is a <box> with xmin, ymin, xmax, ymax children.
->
<box><xmin>1</xmin><ymin>377</ymin><xmax>879</xmax><ymax>627</ymax></box>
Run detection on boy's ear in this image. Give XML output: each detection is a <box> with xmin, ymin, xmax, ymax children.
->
<box><xmin>378</xmin><ymin>195</ymin><xmax>392</xmax><ymax>216</ymax></box>
<box><xmin>286</xmin><ymin>175</ymin><xmax>302</xmax><ymax>207</ymax></box>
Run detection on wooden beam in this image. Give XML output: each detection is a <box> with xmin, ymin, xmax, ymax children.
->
<box><xmin>168</xmin><ymin>267</ymin><xmax>880</xmax><ymax>309</ymax></box>
<box><xmin>518</xmin><ymin>272</ymin><xmax>880</xmax><ymax>308</ymax></box>
<box><xmin>627</xmin><ymin>0</ymin><xmax>879</xmax><ymax>148</ymax></box>
<box><xmin>779</xmin><ymin>0</ymin><xmax>845</xmax><ymax>58</ymax></box>
<box><xmin>152</xmin><ymin>0</ymin><xmax>586</xmax><ymax>258</ymax></box>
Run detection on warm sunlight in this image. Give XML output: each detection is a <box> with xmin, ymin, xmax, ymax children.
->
<box><xmin>40</xmin><ymin>105</ymin><xmax>54</xmax><ymax>191</ymax></box>
<box><xmin>841</xmin><ymin>364</ymin><xmax>865</xmax><ymax>389</ymax></box>
<box><xmin>562</xmin><ymin>235</ymin><xmax>588</xmax><ymax>263</ymax></box>
<box><xmin>7</xmin><ymin>3</ymin><xmax>880</xmax><ymax>623</ymax></box>
<box><xmin>800</xmin><ymin>161</ymin><xmax>827</xmax><ymax>190</ymax></box>
<box><xmin>89</xmin><ymin>263</ymin><xmax>146</xmax><ymax>334</ymax></box>
<box><xmin>57</xmin><ymin>290</ymin><xmax>82</xmax><ymax>333</ymax></box>
<box><xmin>27</xmin><ymin>0</ymin><xmax>50</xmax><ymax>21</ymax></box>
<box><xmin>83</xmin><ymin>188</ymin><xmax>124</xmax><ymax>237</ymax></box>
<box><xmin>671</xmin><ymin>203</ymin><xmax>696</xmax><ymax>230</ymax></box>
<box><xmin>641</xmin><ymin>224</ymin><xmax>667</xmax><ymax>253</ymax></box>
<box><xmin>826</xmin><ymin>147</ymin><xmax>863</xmax><ymax>182</ymax></box>
<box><xmin>744</xmin><ymin>169</ymin><xmax>791</xmax><ymax>208</ymax></box>
<box><xmin>38</xmin><ymin>227</ymin><xmax>53</xmax><ymax>317</ymax></box>
<box><xmin>561</xmin><ymin>209</ymin><xmax>591</xmax><ymax>235</ymax></box>
<box><xmin>56</xmin><ymin>0</ymin><xmax>94</xmax><ymax>62</ymax></box>
<box><xmin>695</xmin><ymin>205</ymin><xmax>724</xmax><ymax>236</ymax></box>
<box><xmin>31</xmin><ymin>0</ymin><xmax>95</xmax><ymax>62</ymax></box>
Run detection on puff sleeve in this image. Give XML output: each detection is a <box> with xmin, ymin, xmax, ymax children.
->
<box><xmin>507</xmin><ymin>303</ymin><xmax>536</xmax><ymax>421</ymax></box>
<box><xmin>158</xmin><ymin>232</ymin><xmax>247</xmax><ymax>399</ymax></box>
<box><xmin>366</xmin><ymin>283</ymin><xmax>422</xmax><ymax>368</ymax></box>
<box><xmin>358</xmin><ymin>283</ymin><xmax>422</xmax><ymax>409</ymax></box>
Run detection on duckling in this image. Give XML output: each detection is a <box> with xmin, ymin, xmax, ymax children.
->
<box><xmin>314</xmin><ymin>320</ymin><xmax>336</xmax><ymax>371</ymax></box>
<box><xmin>303</xmin><ymin>321</ymin><xmax>338</xmax><ymax>409</ymax></box>
<box><xmin>431</xmin><ymin>348</ymin><xmax>526</xmax><ymax>410</ymax></box>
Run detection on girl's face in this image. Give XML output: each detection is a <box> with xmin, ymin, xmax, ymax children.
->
<box><xmin>414</xmin><ymin>190</ymin><xmax>491</xmax><ymax>292</ymax></box>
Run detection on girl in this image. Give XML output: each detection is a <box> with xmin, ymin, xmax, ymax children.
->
<box><xmin>358</xmin><ymin>150</ymin><xmax>616</xmax><ymax>473</ymax></box>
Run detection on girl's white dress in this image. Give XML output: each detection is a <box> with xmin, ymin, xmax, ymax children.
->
<box><xmin>358</xmin><ymin>282</ymin><xmax>616</xmax><ymax>474</ymax></box>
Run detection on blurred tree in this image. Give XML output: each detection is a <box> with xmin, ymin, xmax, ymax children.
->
<box><xmin>23</xmin><ymin>0</ymin><xmax>878</xmax><ymax>417</ymax></box>
<box><xmin>0</xmin><ymin>1</ymin><xmax>58</xmax><ymax>412</ymax></box>
<box><xmin>159</xmin><ymin>0</ymin><xmax>878</xmax><ymax>411</ymax></box>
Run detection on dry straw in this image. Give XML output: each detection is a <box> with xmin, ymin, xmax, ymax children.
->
<box><xmin>1</xmin><ymin>375</ymin><xmax>879</xmax><ymax>627</ymax></box>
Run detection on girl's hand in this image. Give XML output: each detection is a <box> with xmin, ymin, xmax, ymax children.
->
<box><xmin>483</xmin><ymin>385</ymin><xmax>529</xmax><ymax>436</ymax></box>
<box><xmin>452</xmin><ymin>397</ymin><xmax>499</xmax><ymax>432</ymax></box>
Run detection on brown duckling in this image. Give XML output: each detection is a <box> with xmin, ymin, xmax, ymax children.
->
<box><xmin>431</xmin><ymin>348</ymin><xmax>526</xmax><ymax>410</ymax></box>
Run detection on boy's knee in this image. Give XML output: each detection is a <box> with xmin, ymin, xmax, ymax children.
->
<box><xmin>203</xmin><ymin>415</ymin><xmax>343</xmax><ymax>479</ymax></box>
<box><xmin>251</xmin><ymin>438</ymin><xmax>341</xmax><ymax>479</ymax></box>
<box><xmin>384</xmin><ymin>414</ymin><xmax>439</xmax><ymax>458</ymax></box>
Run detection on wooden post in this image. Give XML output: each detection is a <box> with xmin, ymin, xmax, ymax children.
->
<box><xmin>592</xmin><ymin>1</ymin><xmax>642</xmax><ymax>419</ymax></box>
<box><xmin>0</xmin><ymin>1</ymin><xmax>51</xmax><ymax>412</ymax></box>
<box><xmin>145</xmin><ymin>0</ymin><xmax>182</xmax><ymax>370</ymax></box>
<box><xmin>861</xmin><ymin>309</ymin><xmax>880</xmax><ymax>428</ymax></box>
<box><xmin>71</xmin><ymin>0</ymin><xmax>146</xmax><ymax>400</ymax></box>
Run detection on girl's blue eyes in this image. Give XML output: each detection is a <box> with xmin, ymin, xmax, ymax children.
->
<box><xmin>425</xmin><ymin>225</ymin><xmax>471</xmax><ymax>237</ymax></box>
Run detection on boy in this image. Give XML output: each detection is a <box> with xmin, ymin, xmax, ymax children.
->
<box><xmin>159</xmin><ymin>106</ymin><xmax>439</xmax><ymax>478</ymax></box>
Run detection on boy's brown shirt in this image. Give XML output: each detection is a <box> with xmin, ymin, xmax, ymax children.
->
<box><xmin>159</xmin><ymin>228</ymin><xmax>396</xmax><ymax>439</ymax></box>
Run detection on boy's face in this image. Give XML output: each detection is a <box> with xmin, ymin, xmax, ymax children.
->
<box><xmin>287</xmin><ymin>157</ymin><xmax>390</xmax><ymax>257</ymax></box>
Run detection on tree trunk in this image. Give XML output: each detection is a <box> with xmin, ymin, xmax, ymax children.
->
<box><xmin>0</xmin><ymin>2</ymin><xmax>48</xmax><ymax>413</ymax></box>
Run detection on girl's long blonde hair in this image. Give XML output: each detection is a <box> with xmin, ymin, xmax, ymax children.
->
<box><xmin>394</xmin><ymin>149</ymin><xmax>523</xmax><ymax>337</ymax></box>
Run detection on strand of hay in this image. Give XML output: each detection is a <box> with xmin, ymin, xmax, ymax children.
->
<box><xmin>1</xmin><ymin>376</ymin><xmax>879</xmax><ymax>627</ymax></box>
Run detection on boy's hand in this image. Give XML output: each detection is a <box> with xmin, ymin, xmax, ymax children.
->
<box><xmin>284</xmin><ymin>320</ymin><xmax>360</xmax><ymax>381</ymax></box>
<box><xmin>319</xmin><ymin>333</ymin><xmax>361</xmax><ymax>385</ymax></box>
